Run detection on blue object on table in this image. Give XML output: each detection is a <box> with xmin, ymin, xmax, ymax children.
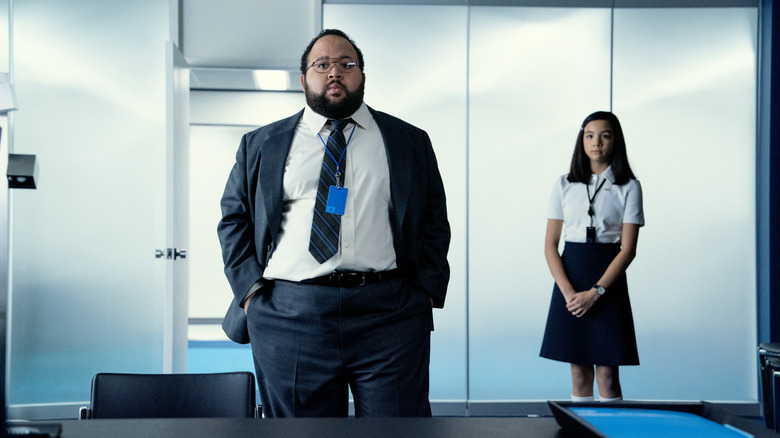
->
<box><xmin>570</xmin><ymin>407</ymin><xmax>752</xmax><ymax>438</ymax></box>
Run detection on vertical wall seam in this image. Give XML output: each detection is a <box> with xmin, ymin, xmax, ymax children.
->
<box><xmin>609</xmin><ymin>0</ymin><xmax>615</xmax><ymax>112</ymax></box>
<box><xmin>464</xmin><ymin>0</ymin><xmax>471</xmax><ymax>416</ymax></box>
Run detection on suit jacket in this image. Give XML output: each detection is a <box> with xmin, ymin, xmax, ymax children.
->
<box><xmin>217</xmin><ymin>107</ymin><xmax>451</xmax><ymax>344</ymax></box>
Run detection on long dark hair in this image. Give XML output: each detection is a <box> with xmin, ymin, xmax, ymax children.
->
<box><xmin>568</xmin><ymin>111</ymin><xmax>636</xmax><ymax>185</ymax></box>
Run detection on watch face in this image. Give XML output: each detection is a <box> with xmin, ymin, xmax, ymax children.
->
<box><xmin>597</xmin><ymin>286</ymin><xmax>606</xmax><ymax>295</ymax></box>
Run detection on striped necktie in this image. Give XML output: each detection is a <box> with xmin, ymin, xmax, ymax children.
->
<box><xmin>308</xmin><ymin>119</ymin><xmax>349</xmax><ymax>263</ymax></box>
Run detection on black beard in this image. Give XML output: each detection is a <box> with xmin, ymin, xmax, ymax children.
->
<box><xmin>305</xmin><ymin>80</ymin><xmax>365</xmax><ymax>120</ymax></box>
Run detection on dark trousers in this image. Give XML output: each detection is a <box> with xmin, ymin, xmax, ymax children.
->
<box><xmin>246</xmin><ymin>276</ymin><xmax>433</xmax><ymax>417</ymax></box>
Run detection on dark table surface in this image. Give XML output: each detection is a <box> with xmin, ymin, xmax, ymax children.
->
<box><xmin>14</xmin><ymin>417</ymin><xmax>569</xmax><ymax>438</ymax></box>
<box><xmin>13</xmin><ymin>413</ymin><xmax>780</xmax><ymax>438</ymax></box>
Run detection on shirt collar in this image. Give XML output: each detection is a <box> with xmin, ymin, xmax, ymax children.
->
<box><xmin>591</xmin><ymin>166</ymin><xmax>616</xmax><ymax>186</ymax></box>
<box><xmin>303</xmin><ymin>102</ymin><xmax>371</xmax><ymax>135</ymax></box>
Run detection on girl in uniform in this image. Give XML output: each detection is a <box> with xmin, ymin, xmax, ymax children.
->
<box><xmin>540</xmin><ymin>111</ymin><xmax>644</xmax><ymax>402</ymax></box>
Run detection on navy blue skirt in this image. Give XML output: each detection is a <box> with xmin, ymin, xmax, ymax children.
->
<box><xmin>539</xmin><ymin>242</ymin><xmax>639</xmax><ymax>366</ymax></box>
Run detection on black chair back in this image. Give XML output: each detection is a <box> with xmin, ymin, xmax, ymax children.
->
<box><xmin>84</xmin><ymin>372</ymin><xmax>257</xmax><ymax>419</ymax></box>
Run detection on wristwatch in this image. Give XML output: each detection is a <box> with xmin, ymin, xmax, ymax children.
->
<box><xmin>592</xmin><ymin>284</ymin><xmax>606</xmax><ymax>296</ymax></box>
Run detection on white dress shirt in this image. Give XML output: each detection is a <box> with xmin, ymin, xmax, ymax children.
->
<box><xmin>547</xmin><ymin>166</ymin><xmax>644</xmax><ymax>244</ymax></box>
<box><xmin>262</xmin><ymin>102</ymin><xmax>397</xmax><ymax>281</ymax></box>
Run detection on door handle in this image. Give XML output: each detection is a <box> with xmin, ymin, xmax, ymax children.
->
<box><xmin>154</xmin><ymin>248</ymin><xmax>187</xmax><ymax>260</ymax></box>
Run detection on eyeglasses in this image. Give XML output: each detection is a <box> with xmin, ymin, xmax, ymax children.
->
<box><xmin>307</xmin><ymin>57</ymin><xmax>360</xmax><ymax>74</ymax></box>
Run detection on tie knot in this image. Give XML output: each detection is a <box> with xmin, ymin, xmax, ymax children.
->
<box><xmin>330</xmin><ymin>119</ymin><xmax>349</xmax><ymax>133</ymax></box>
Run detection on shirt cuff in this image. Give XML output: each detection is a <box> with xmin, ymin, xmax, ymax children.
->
<box><xmin>239</xmin><ymin>281</ymin><xmax>264</xmax><ymax>308</ymax></box>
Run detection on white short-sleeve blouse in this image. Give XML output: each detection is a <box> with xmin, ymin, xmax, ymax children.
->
<box><xmin>547</xmin><ymin>166</ymin><xmax>644</xmax><ymax>244</ymax></box>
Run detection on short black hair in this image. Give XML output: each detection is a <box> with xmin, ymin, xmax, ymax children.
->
<box><xmin>300</xmin><ymin>29</ymin><xmax>365</xmax><ymax>76</ymax></box>
<box><xmin>568</xmin><ymin>111</ymin><xmax>636</xmax><ymax>185</ymax></box>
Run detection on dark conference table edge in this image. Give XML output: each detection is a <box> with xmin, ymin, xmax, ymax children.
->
<box><xmin>35</xmin><ymin>417</ymin><xmax>569</xmax><ymax>438</ymax></box>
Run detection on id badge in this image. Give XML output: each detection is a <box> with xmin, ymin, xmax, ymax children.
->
<box><xmin>586</xmin><ymin>226</ymin><xmax>596</xmax><ymax>243</ymax></box>
<box><xmin>326</xmin><ymin>186</ymin><xmax>348</xmax><ymax>215</ymax></box>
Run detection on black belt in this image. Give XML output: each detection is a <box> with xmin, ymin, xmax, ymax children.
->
<box><xmin>299</xmin><ymin>269</ymin><xmax>401</xmax><ymax>287</ymax></box>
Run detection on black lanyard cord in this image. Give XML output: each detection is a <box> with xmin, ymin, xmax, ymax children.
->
<box><xmin>587</xmin><ymin>177</ymin><xmax>607</xmax><ymax>219</ymax></box>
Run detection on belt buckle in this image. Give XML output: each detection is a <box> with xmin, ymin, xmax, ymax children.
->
<box><xmin>338</xmin><ymin>272</ymin><xmax>366</xmax><ymax>287</ymax></box>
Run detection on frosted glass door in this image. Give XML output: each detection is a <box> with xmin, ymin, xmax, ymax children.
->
<box><xmin>9</xmin><ymin>0</ymin><xmax>170</xmax><ymax>405</ymax></box>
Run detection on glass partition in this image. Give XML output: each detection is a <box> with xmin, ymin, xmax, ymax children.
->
<box><xmin>468</xmin><ymin>5</ymin><xmax>612</xmax><ymax>401</ymax></box>
<box><xmin>611</xmin><ymin>7</ymin><xmax>758</xmax><ymax>401</ymax></box>
<box><xmin>9</xmin><ymin>0</ymin><xmax>170</xmax><ymax>406</ymax></box>
<box><xmin>320</xmin><ymin>3</ymin><xmax>758</xmax><ymax>404</ymax></box>
<box><xmin>186</xmin><ymin>1</ymin><xmax>759</xmax><ymax>409</ymax></box>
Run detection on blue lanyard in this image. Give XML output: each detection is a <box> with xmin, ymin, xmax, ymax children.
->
<box><xmin>317</xmin><ymin>123</ymin><xmax>357</xmax><ymax>187</ymax></box>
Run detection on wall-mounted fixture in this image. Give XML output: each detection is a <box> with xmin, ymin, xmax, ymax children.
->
<box><xmin>7</xmin><ymin>154</ymin><xmax>37</xmax><ymax>189</ymax></box>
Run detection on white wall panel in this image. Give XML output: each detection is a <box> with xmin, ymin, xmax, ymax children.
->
<box><xmin>612</xmin><ymin>7</ymin><xmax>758</xmax><ymax>401</ymax></box>
<box><xmin>468</xmin><ymin>6</ymin><xmax>612</xmax><ymax>400</ymax></box>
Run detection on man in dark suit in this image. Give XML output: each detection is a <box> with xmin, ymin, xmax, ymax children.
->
<box><xmin>217</xmin><ymin>29</ymin><xmax>450</xmax><ymax>417</ymax></box>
